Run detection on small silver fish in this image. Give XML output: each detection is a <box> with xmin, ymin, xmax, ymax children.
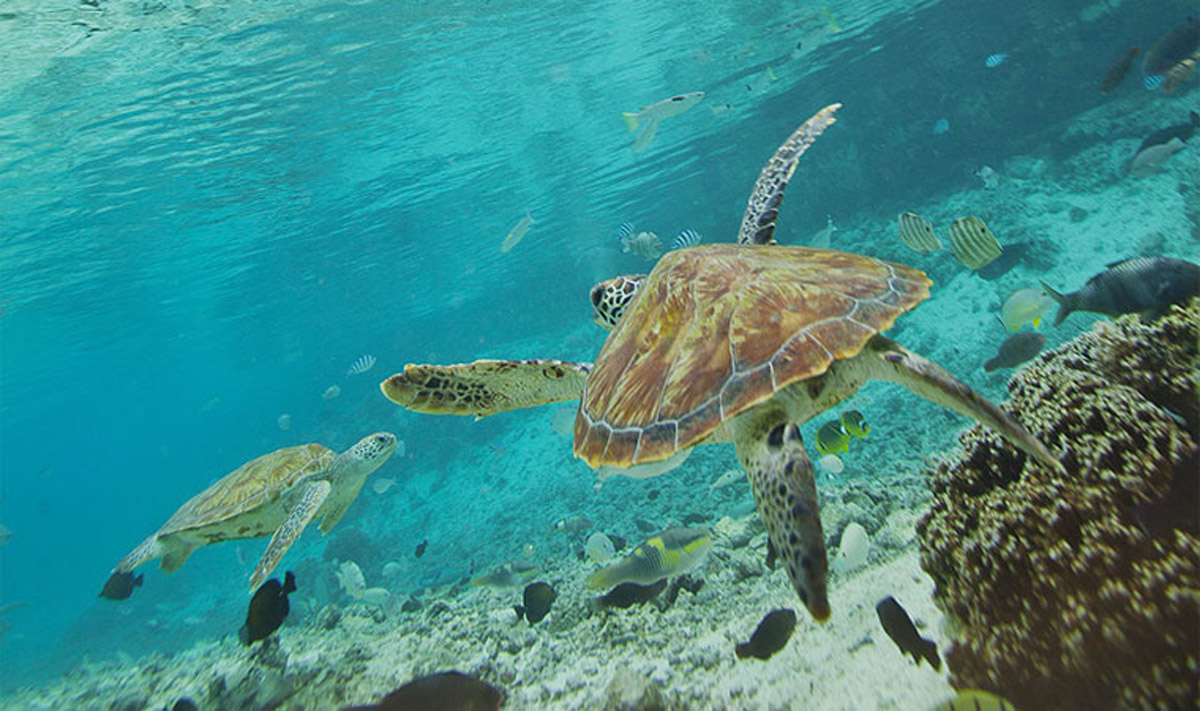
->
<box><xmin>500</xmin><ymin>209</ymin><xmax>535</xmax><ymax>253</ymax></box>
<box><xmin>985</xmin><ymin>53</ymin><xmax>1007</xmax><ymax>68</ymax></box>
<box><xmin>623</xmin><ymin>91</ymin><xmax>704</xmax><ymax>153</ymax></box>
<box><xmin>347</xmin><ymin>354</ymin><xmax>377</xmax><ymax>376</ymax></box>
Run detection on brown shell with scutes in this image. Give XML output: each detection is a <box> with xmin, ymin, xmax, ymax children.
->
<box><xmin>574</xmin><ymin>243</ymin><xmax>931</xmax><ymax>467</ymax></box>
<box><xmin>157</xmin><ymin>444</ymin><xmax>335</xmax><ymax>535</ymax></box>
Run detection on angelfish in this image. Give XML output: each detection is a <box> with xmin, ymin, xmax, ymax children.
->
<box><xmin>622</xmin><ymin>91</ymin><xmax>704</xmax><ymax>153</ymax></box>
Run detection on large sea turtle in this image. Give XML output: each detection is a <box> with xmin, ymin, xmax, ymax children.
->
<box><xmin>380</xmin><ymin>104</ymin><xmax>1060</xmax><ymax>621</ymax></box>
<box><xmin>107</xmin><ymin>432</ymin><xmax>397</xmax><ymax>592</ymax></box>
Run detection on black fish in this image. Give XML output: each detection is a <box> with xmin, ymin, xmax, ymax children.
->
<box><xmin>414</xmin><ymin>539</ymin><xmax>428</xmax><ymax>558</ymax></box>
<box><xmin>239</xmin><ymin>571</ymin><xmax>296</xmax><ymax>645</ymax></box>
<box><xmin>1136</xmin><ymin>111</ymin><xmax>1199</xmax><ymax>154</ymax></box>
<box><xmin>634</xmin><ymin>517</ymin><xmax>657</xmax><ymax>533</ymax></box>
<box><xmin>1143</xmin><ymin>17</ymin><xmax>1200</xmax><ymax>75</ymax></box>
<box><xmin>514</xmin><ymin>581</ymin><xmax>556</xmax><ymax>625</ymax></box>
<box><xmin>736</xmin><ymin>608</ymin><xmax>797</xmax><ymax>661</ymax></box>
<box><xmin>99</xmin><ymin>571</ymin><xmax>143</xmax><ymax>600</ymax></box>
<box><xmin>681</xmin><ymin>512</ymin><xmax>708</xmax><ymax>525</ymax></box>
<box><xmin>976</xmin><ymin>241</ymin><xmax>1030</xmax><ymax>281</ymax></box>
<box><xmin>1043</xmin><ymin>257</ymin><xmax>1200</xmax><ymax>325</ymax></box>
<box><xmin>1100</xmin><ymin>46</ymin><xmax>1140</xmax><ymax>93</ymax></box>
<box><xmin>876</xmin><ymin>596</ymin><xmax>940</xmax><ymax>670</ymax></box>
<box><xmin>339</xmin><ymin>670</ymin><xmax>504</xmax><ymax>711</ymax></box>
<box><xmin>610</xmin><ymin>534</ymin><xmax>627</xmax><ymax>552</ymax></box>
<box><xmin>592</xmin><ymin>580</ymin><xmax>667</xmax><ymax>611</ymax></box>
<box><xmin>1134</xmin><ymin>448</ymin><xmax>1200</xmax><ymax>538</ymax></box>
<box><xmin>984</xmin><ymin>332</ymin><xmax>1046</xmax><ymax>372</ymax></box>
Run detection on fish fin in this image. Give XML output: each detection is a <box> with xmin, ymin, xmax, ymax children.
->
<box><xmin>735</xmin><ymin>642</ymin><xmax>751</xmax><ymax>659</ymax></box>
<box><xmin>1040</xmin><ymin>281</ymin><xmax>1072</xmax><ymax>326</ymax></box>
<box><xmin>622</xmin><ymin>111</ymin><xmax>641</xmax><ymax>133</ymax></box>
<box><xmin>283</xmin><ymin>571</ymin><xmax>297</xmax><ymax>594</ymax></box>
<box><xmin>514</xmin><ymin>605</ymin><xmax>525</xmax><ymax>620</ymax></box>
<box><xmin>632</xmin><ymin>118</ymin><xmax>660</xmax><ymax>153</ymax></box>
<box><xmin>251</xmin><ymin>480</ymin><xmax>331</xmax><ymax>590</ymax></box>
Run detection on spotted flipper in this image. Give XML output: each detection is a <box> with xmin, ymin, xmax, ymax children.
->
<box><xmin>381</xmin><ymin>359</ymin><xmax>590</xmax><ymax>417</ymax></box>
<box><xmin>738</xmin><ymin>103</ymin><xmax>841</xmax><ymax>246</ymax></box>
<box><xmin>250</xmin><ymin>479</ymin><xmax>331</xmax><ymax>590</ymax></box>
<box><xmin>734</xmin><ymin>407</ymin><xmax>830</xmax><ymax>621</ymax></box>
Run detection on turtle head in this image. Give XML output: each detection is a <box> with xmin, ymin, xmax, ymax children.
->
<box><xmin>344</xmin><ymin>432</ymin><xmax>398</xmax><ymax>474</ymax></box>
<box><xmin>590</xmin><ymin>274</ymin><xmax>645</xmax><ymax>331</ymax></box>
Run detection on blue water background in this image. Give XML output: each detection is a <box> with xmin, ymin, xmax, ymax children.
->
<box><xmin>0</xmin><ymin>0</ymin><xmax>1191</xmax><ymax>689</ymax></box>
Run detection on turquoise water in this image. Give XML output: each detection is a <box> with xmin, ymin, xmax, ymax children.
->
<box><xmin>0</xmin><ymin>0</ymin><xmax>1196</xmax><ymax>701</ymax></box>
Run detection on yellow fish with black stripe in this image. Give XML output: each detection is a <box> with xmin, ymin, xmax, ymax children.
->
<box><xmin>840</xmin><ymin>410</ymin><xmax>869</xmax><ymax>438</ymax></box>
<box><xmin>586</xmin><ymin>527</ymin><xmax>712</xmax><ymax>589</ymax></box>
<box><xmin>815</xmin><ymin>420</ymin><xmax>851</xmax><ymax>455</ymax></box>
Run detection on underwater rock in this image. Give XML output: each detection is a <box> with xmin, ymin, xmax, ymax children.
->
<box><xmin>917</xmin><ymin>298</ymin><xmax>1200</xmax><ymax>710</ymax></box>
<box><xmin>603</xmin><ymin>668</ymin><xmax>667</xmax><ymax>711</ymax></box>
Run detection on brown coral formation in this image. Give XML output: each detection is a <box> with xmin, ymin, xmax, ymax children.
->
<box><xmin>917</xmin><ymin>299</ymin><xmax>1200</xmax><ymax>711</ymax></box>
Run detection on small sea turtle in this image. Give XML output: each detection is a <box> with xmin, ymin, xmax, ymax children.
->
<box><xmin>109</xmin><ymin>432</ymin><xmax>396</xmax><ymax>591</ymax></box>
<box><xmin>381</xmin><ymin>104</ymin><xmax>1059</xmax><ymax>621</ymax></box>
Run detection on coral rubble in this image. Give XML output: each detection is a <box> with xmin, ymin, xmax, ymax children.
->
<box><xmin>918</xmin><ymin>299</ymin><xmax>1200</xmax><ymax>710</ymax></box>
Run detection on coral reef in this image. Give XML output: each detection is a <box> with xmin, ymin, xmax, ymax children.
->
<box><xmin>917</xmin><ymin>299</ymin><xmax>1200</xmax><ymax>710</ymax></box>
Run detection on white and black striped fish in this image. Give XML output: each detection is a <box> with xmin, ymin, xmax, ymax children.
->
<box><xmin>671</xmin><ymin>229</ymin><xmax>702</xmax><ymax>250</ymax></box>
<box><xmin>347</xmin><ymin>354</ymin><xmax>377</xmax><ymax>376</ymax></box>
<box><xmin>617</xmin><ymin>221</ymin><xmax>635</xmax><ymax>242</ymax></box>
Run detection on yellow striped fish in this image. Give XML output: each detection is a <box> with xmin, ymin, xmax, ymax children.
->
<box><xmin>949</xmin><ymin>215</ymin><xmax>1002</xmax><ymax>269</ymax></box>
<box><xmin>897</xmin><ymin>211</ymin><xmax>942</xmax><ymax>253</ymax></box>
<box><xmin>586</xmin><ymin>527</ymin><xmax>711</xmax><ymax>589</ymax></box>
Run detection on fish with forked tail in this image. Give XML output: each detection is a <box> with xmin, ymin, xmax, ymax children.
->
<box><xmin>1041</xmin><ymin>257</ymin><xmax>1200</xmax><ymax>325</ymax></box>
<box><xmin>876</xmin><ymin>595</ymin><xmax>940</xmax><ymax>670</ymax></box>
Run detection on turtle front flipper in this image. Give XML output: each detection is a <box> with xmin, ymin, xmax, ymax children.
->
<box><xmin>733</xmin><ymin>406</ymin><xmax>831</xmax><ymax>622</ymax></box>
<box><xmin>250</xmin><ymin>480</ymin><xmax>331</xmax><ymax>590</ymax></box>
<box><xmin>861</xmin><ymin>336</ymin><xmax>1063</xmax><ymax>473</ymax></box>
<box><xmin>381</xmin><ymin>359</ymin><xmax>591</xmax><ymax>417</ymax></box>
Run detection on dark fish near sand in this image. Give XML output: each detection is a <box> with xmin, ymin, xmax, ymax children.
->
<box><xmin>414</xmin><ymin>539</ymin><xmax>428</xmax><ymax>558</ymax></box>
<box><xmin>1143</xmin><ymin>18</ymin><xmax>1200</xmax><ymax>76</ymax></box>
<box><xmin>735</xmin><ymin>608</ymin><xmax>797</xmax><ymax>661</ymax></box>
<box><xmin>239</xmin><ymin>571</ymin><xmax>295</xmax><ymax>645</ymax></box>
<box><xmin>876</xmin><ymin>596</ymin><xmax>940</xmax><ymax>670</ymax></box>
<box><xmin>1134</xmin><ymin>448</ymin><xmax>1199</xmax><ymax>538</ymax></box>
<box><xmin>984</xmin><ymin>333</ymin><xmax>1046</xmax><ymax>372</ymax></box>
<box><xmin>514</xmin><ymin>581</ymin><xmax>556</xmax><ymax>624</ymax></box>
<box><xmin>99</xmin><ymin>571</ymin><xmax>143</xmax><ymax>600</ymax></box>
<box><xmin>1042</xmin><ymin>257</ymin><xmax>1200</xmax><ymax>325</ymax></box>
<box><xmin>1100</xmin><ymin>46</ymin><xmax>1140</xmax><ymax>92</ymax></box>
<box><xmin>1136</xmin><ymin>111</ymin><xmax>1199</xmax><ymax>154</ymax></box>
<box><xmin>591</xmin><ymin>579</ymin><xmax>667</xmax><ymax>611</ymax></box>
<box><xmin>340</xmin><ymin>671</ymin><xmax>505</xmax><ymax>711</ymax></box>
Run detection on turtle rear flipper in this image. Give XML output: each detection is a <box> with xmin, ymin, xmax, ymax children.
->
<box><xmin>734</xmin><ymin>407</ymin><xmax>830</xmax><ymax>622</ymax></box>
<box><xmin>861</xmin><ymin>336</ymin><xmax>1062</xmax><ymax>473</ymax></box>
<box><xmin>250</xmin><ymin>480</ymin><xmax>331</xmax><ymax>590</ymax></box>
<box><xmin>381</xmin><ymin>359</ymin><xmax>591</xmax><ymax>417</ymax></box>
